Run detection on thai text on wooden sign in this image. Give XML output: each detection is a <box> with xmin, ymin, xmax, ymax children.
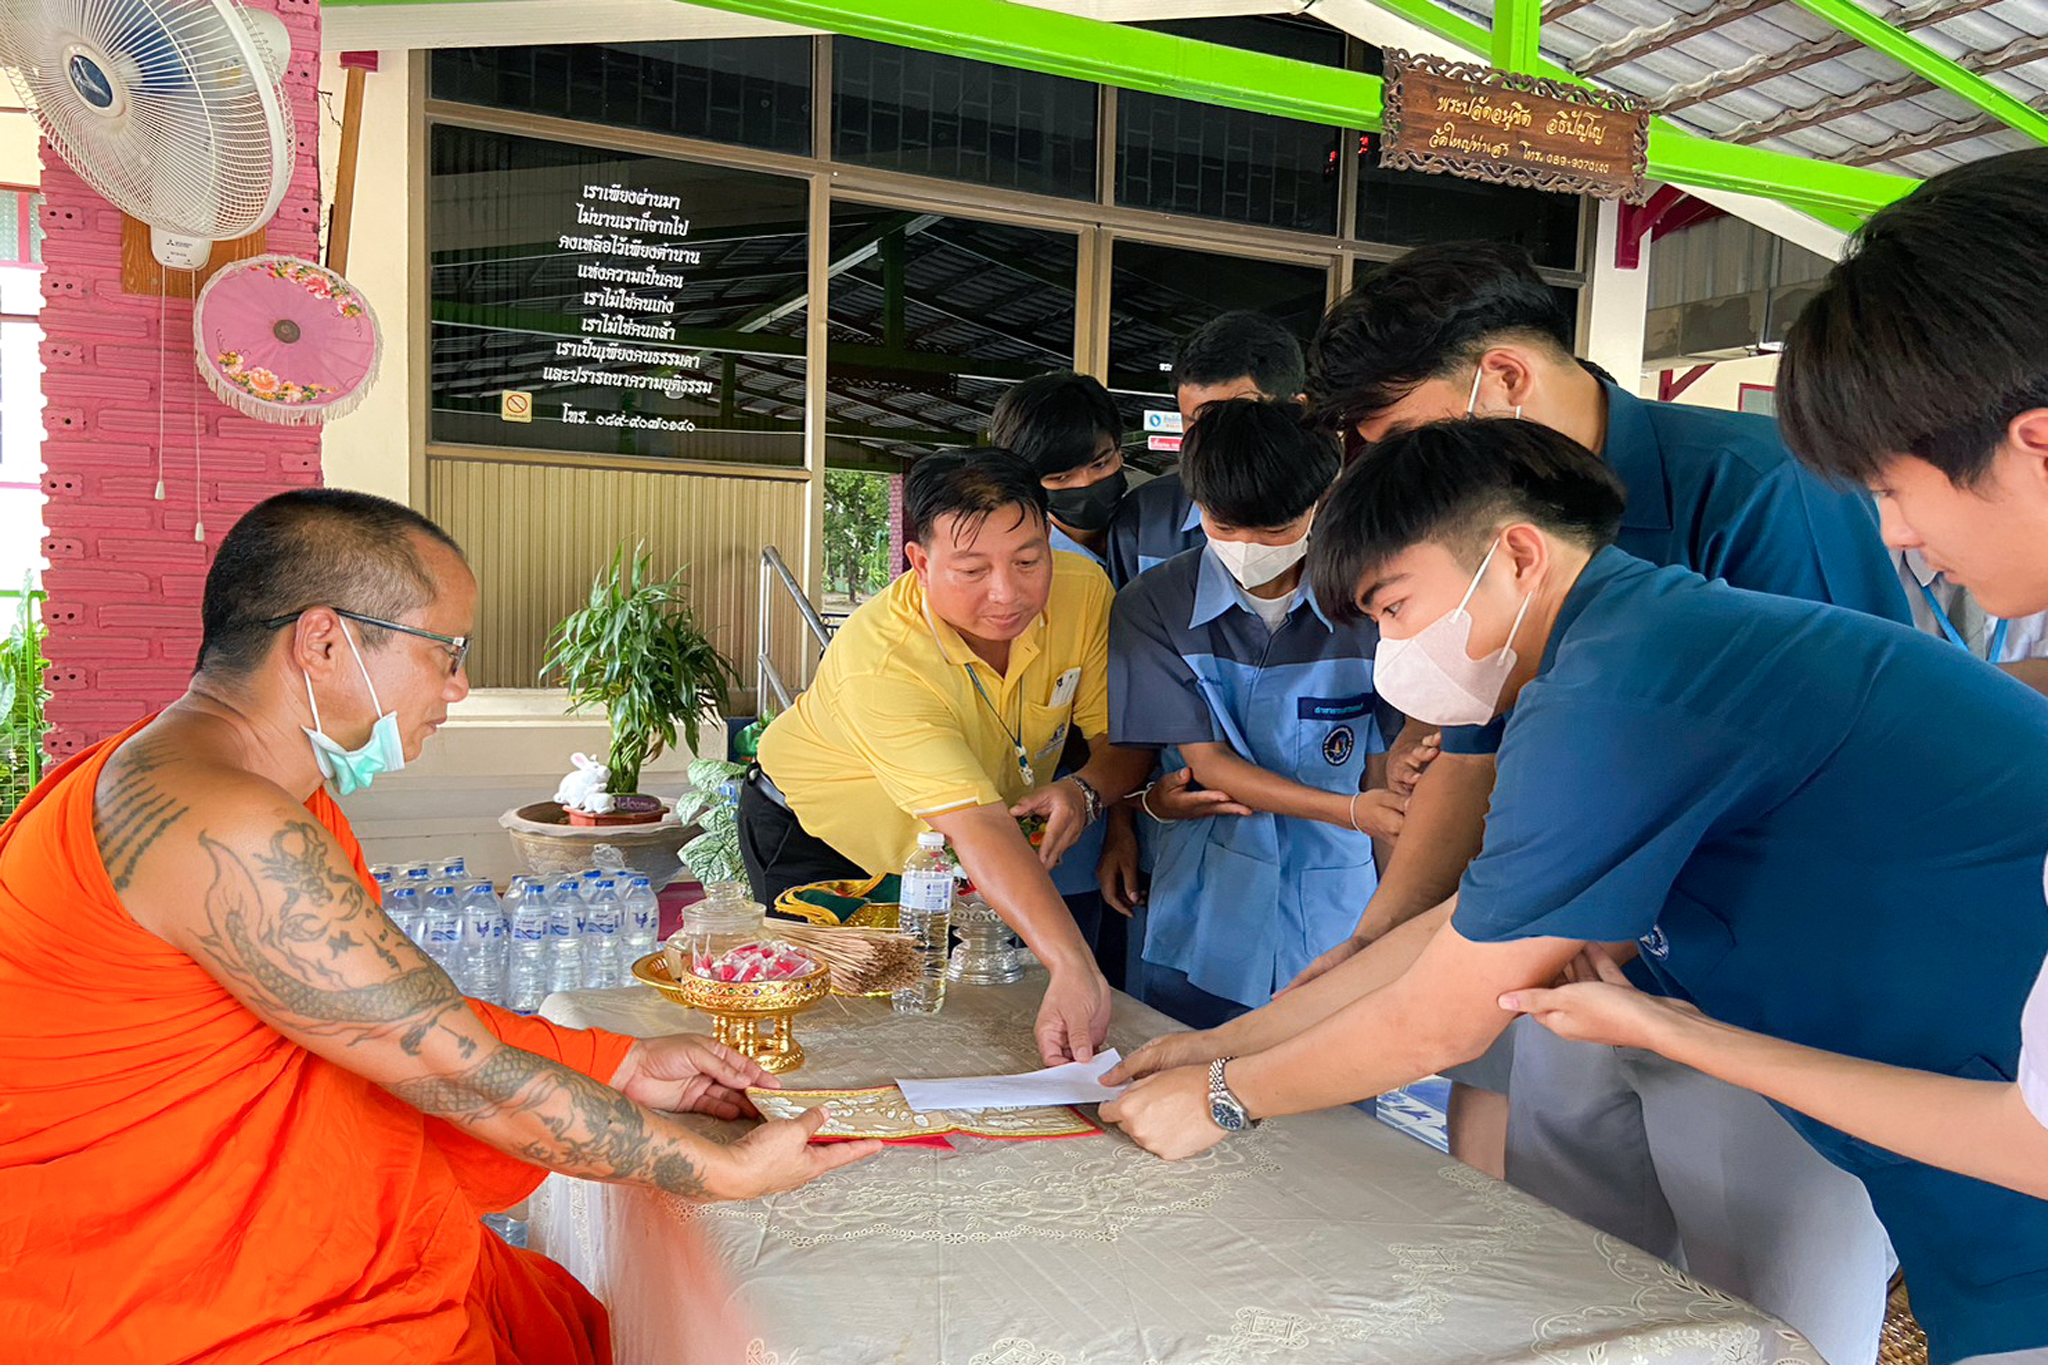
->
<box><xmin>1380</xmin><ymin>50</ymin><xmax>1650</xmax><ymax>203</ymax></box>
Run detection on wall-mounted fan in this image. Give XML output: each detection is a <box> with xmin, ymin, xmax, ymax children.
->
<box><xmin>0</xmin><ymin>0</ymin><xmax>295</xmax><ymax>269</ymax></box>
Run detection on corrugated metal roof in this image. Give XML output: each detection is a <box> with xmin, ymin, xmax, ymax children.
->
<box><xmin>1440</xmin><ymin>0</ymin><xmax>2047</xmax><ymax>179</ymax></box>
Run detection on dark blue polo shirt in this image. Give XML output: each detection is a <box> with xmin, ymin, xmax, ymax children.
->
<box><xmin>1456</xmin><ymin>547</ymin><xmax>2048</xmax><ymax>1362</ymax></box>
<box><xmin>1441</xmin><ymin>382</ymin><xmax>1911</xmax><ymax>755</ymax></box>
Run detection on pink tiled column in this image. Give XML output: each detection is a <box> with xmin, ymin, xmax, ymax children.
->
<box><xmin>36</xmin><ymin>0</ymin><xmax>325</xmax><ymax>761</ymax></box>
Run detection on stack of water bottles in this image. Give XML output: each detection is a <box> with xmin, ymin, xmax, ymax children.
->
<box><xmin>368</xmin><ymin>856</ymin><xmax>661</xmax><ymax>1013</ymax></box>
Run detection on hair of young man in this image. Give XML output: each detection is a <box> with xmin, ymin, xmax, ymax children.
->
<box><xmin>1780</xmin><ymin>148</ymin><xmax>2048</xmax><ymax>490</ymax></box>
<box><xmin>197</xmin><ymin>489</ymin><xmax>467</xmax><ymax>678</ymax></box>
<box><xmin>986</xmin><ymin>372</ymin><xmax>1125</xmax><ymax>480</ymax></box>
<box><xmin>1307</xmin><ymin>241</ymin><xmax>1575</xmax><ymax>434</ymax></box>
<box><xmin>906</xmin><ymin>447</ymin><xmax>1051</xmax><ymax>548</ymax></box>
<box><xmin>1309</xmin><ymin>418</ymin><xmax>1627</xmax><ymax>623</ymax></box>
<box><xmin>1181</xmin><ymin>398</ymin><xmax>1339</xmax><ymax>530</ymax></box>
<box><xmin>1171</xmin><ymin>310</ymin><xmax>1308</xmax><ymax>400</ymax></box>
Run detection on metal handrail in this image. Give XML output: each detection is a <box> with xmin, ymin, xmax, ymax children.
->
<box><xmin>757</xmin><ymin>546</ymin><xmax>835</xmax><ymax>713</ymax></box>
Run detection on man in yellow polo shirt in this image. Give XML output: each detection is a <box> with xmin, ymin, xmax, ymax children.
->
<box><xmin>746</xmin><ymin>449</ymin><xmax>1153</xmax><ymax>1063</ymax></box>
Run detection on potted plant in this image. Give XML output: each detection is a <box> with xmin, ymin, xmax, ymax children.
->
<box><xmin>541</xmin><ymin>543</ymin><xmax>739</xmax><ymax>825</ymax></box>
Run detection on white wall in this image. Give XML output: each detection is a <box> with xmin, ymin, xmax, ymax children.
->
<box><xmin>1637</xmin><ymin>353</ymin><xmax>1782</xmax><ymax>411</ymax></box>
<box><xmin>317</xmin><ymin>52</ymin><xmax>418</xmax><ymax>505</ymax></box>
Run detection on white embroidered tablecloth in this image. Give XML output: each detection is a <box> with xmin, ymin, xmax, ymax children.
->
<box><xmin>533</xmin><ymin>981</ymin><xmax>1818</xmax><ymax>1365</ymax></box>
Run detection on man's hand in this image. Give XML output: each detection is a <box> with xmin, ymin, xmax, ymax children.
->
<box><xmin>1277</xmin><ymin>935</ymin><xmax>1364</xmax><ymax>995</ymax></box>
<box><xmin>703</xmin><ymin>1107</ymin><xmax>884</xmax><ymax>1201</ymax></box>
<box><xmin>1097</xmin><ymin>809</ymin><xmax>1143</xmax><ymax>916</ymax></box>
<box><xmin>1350</xmin><ymin>789</ymin><xmax>1407</xmax><ymax>839</ymax></box>
<box><xmin>1103</xmin><ymin>1027</ymin><xmax>1227</xmax><ymax>1084</ymax></box>
<box><xmin>1497</xmin><ymin>945</ymin><xmax>1700</xmax><ymax>1051</ymax></box>
<box><xmin>1035</xmin><ymin>965</ymin><xmax>1113</xmax><ymax>1064</ymax></box>
<box><xmin>1010</xmin><ymin>779</ymin><xmax>1090</xmax><ymax>869</ymax></box>
<box><xmin>613</xmin><ymin>1035</ymin><xmax>776</xmax><ymax>1121</ymax></box>
<box><xmin>1387</xmin><ymin>732</ymin><xmax>1441</xmax><ymax>799</ymax></box>
<box><xmin>1100</xmin><ymin>1064</ymin><xmax>1227</xmax><ymax>1160</ymax></box>
<box><xmin>1146</xmin><ymin>767</ymin><xmax>1252</xmax><ymax>821</ymax></box>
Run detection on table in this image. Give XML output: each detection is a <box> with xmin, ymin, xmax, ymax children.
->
<box><xmin>534</xmin><ymin>979</ymin><xmax>1819</xmax><ymax>1365</ymax></box>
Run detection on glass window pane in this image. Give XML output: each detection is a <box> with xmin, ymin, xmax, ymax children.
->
<box><xmin>1356</xmin><ymin>132</ymin><xmax>1584</xmax><ymax>269</ymax></box>
<box><xmin>428</xmin><ymin>124</ymin><xmax>807</xmax><ymax>467</ymax></box>
<box><xmin>431</xmin><ymin>40</ymin><xmax>814</xmax><ymax>155</ymax></box>
<box><xmin>1105</xmin><ymin>241</ymin><xmax>1327</xmax><ymax>468</ymax></box>
<box><xmin>826</xmin><ymin>206</ymin><xmax>1079</xmax><ymax>469</ymax></box>
<box><xmin>1117</xmin><ymin>16</ymin><xmax>1343</xmax><ymax>235</ymax></box>
<box><xmin>832</xmin><ymin>39</ymin><xmax>1097</xmax><ymax>201</ymax></box>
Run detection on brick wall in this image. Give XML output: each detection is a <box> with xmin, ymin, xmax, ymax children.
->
<box><xmin>37</xmin><ymin>0</ymin><xmax>324</xmax><ymax>761</ymax></box>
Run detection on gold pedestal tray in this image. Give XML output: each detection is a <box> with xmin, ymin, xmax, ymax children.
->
<box><xmin>630</xmin><ymin>952</ymin><xmax>831</xmax><ymax>1074</ymax></box>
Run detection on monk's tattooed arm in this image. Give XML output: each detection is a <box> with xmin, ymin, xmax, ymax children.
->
<box><xmin>179</xmin><ymin>818</ymin><xmax>716</xmax><ymax>1201</ymax></box>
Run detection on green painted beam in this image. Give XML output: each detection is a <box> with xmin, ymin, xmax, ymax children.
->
<box><xmin>338</xmin><ymin>0</ymin><xmax>1920</xmax><ymax>217</ymax></box>
<box><xmin>1352</xmin><ymin>0</ymin><xmax>1919</xmax><ymax>217</ymax></box>
<box><xmin>1491</xmin><ymin>0</ymin><xmax>1542</xmax><ymax>74</ymax></box>
<box><xmin>1782</xmin><ymin>0</ymin><xmax>2048</xmax><ymax>146</ymax></box>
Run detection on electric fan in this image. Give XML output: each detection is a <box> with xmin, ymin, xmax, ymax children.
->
<box><xmin>0</xmin><ymin>0</ymin><xmax>295</xmax><ymax>269</ymax></box>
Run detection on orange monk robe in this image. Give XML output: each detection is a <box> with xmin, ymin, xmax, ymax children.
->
<box><xmin>0</xmin><ymin>724</ymin><xmax>634</xmax><ymax>1364</ymax></box>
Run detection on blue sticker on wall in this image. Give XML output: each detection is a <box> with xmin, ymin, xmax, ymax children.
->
<box><xmin>1322</xmin><ymin>725</ymin><xmax>1354</xmax><ymax>765</ymax></box>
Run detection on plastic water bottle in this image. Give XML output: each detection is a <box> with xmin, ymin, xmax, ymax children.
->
<box><xmin>460</xmin><ymin>881</ymin><xmax>506</xmax><ymax>1002</ymax></box>
<box><xmin>423</xmin><ymin>885</ymin><xmax>464</xmax><ymax>975</ymax></box>
<box><xmin>437</xmin><ymin>856</ymin><xmax>470</xmax><ymax>893</ymax></box>
<box><xmin>893</xmin><ymin>832</ymin><xmax>953</xmax><ymax>1016</ymax></box>
<box><xmin>505</xmin><ymin>881</ymin><xmax>552</xmax><ymax>1013</ymax></box>
<box><xmin>401</xmin><ymin>862</ymin><xmax>434</xmax><ymax>897</ymax></box>
<box><xmin>386</xmin><ymin>885</ymin><xmax>424</xmax><ymax>945</ymax></box>
<box><xmin>622</xmin><ymin>875</ymin><xmax>660</xmax><ymax>963</ymax></box>
<box><xmin>546</xmin><ymin>877</ymin><xmax>586</xmax><ymax>995</ymax></box>
<box><xmin>581</xmin><ymin>879</ymin><xmax>624</xmax><ymax>989</ymax></box>
<box><xmin>370</xmin><ymin>866</ymin><xmax>395</xmax><ymax>898</ymax></box>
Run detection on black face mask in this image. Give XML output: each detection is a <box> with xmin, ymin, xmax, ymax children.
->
<box><xmin>1045</xmin><ymin>468</ymin><xmax>1128</xmax><ymax>534</ymax></box>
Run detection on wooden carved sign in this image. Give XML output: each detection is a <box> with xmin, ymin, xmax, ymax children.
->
<box><xmin>1380</xmin><ymin>49</ymin><xmax>1650</xmax><ymax>203</ymax></box>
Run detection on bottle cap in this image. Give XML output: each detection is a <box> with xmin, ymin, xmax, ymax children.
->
<box><xmin>917</xmin><ymin>832</ymin><xmax>945</xmax><ymax>850</ymax></box>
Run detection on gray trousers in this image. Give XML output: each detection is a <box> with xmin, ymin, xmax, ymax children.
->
<box><xmin>1507</xmin><ymin>1026</ymin><xmax>1893</xmax><ymax>1365</ymax></box>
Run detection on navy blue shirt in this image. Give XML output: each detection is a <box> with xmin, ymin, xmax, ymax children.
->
<box><xmin>1105</xmin><ymin>471</ymin><xmax>1203</xmax><ymax>589</ymax></box>
<box><xmin>1456</xmin><ymin>548</ymin><xmax>2048</xmax><ymax>1360</ymax></box>
<box><xmin>1441</xmin><ymin>382</ymin><xmax>1912</xmax><ymax>755</ymax></box>
<box><xmin>1111</xmin><ymin>546</ymin><xmax>1393</xmax><ymax>1006</ymax></box>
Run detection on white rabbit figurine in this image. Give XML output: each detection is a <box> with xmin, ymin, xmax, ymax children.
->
<box><xmin>554</xmin><ymin>753</ymin><xmax>615</xmax><ymax>815</ymax></box>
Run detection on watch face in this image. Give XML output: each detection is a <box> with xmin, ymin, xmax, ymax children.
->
<box><xmin>1210</xmin><ymin>1097</ymin><xmax>1246</xmax><ymax>1132</ymax></box>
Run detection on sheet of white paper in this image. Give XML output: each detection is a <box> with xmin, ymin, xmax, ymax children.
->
<box><xmin>895</xmin><ymin>1050</ymin><xmax>1129</xmax><ymax>1113</ymax></box>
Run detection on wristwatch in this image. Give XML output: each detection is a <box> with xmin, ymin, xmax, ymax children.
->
<box><xmin>1207</xmin><ymin>1057</ymin><xmax>1259</xmax><ymax>1134</ymax></box>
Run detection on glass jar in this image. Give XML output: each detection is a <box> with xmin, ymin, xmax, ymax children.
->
<box><xmin>664</xmin><ymin>881</ymin><xmax>767</xmax><ymax>979</ymax></box>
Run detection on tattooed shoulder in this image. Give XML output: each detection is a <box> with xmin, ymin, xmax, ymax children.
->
<box><xmin>93</xmin><ymin>737</ymin><xmax>193</xmax><ymax>894</ymax></box>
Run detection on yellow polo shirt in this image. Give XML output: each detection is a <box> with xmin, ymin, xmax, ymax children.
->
<box><xmin>757</xmin><ymin>554</ymin><xmax>1113</xmax><ymax>874</ymax></box>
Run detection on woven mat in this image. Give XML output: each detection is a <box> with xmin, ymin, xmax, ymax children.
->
<box><xmin>1881</xmin><ymin>1279</ymin><xmax>1927</xmax><ymax>1365</ymax></box>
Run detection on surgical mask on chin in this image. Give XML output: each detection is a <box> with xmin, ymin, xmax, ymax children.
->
<box><xmin>1372</xmin><ymin>538</ymin><xmax>1534</xmax><ymax>728</ymax></box>
<box><xmin>302</xmin><ymin>619</ymin><xmax>407</xmax><ymax>797</ymax></box>
<box><xmin>1045</xmin><ymin>468</ymin><xmax>1128</xmax><ymax>534</ymax></box>
<box><xmin>1209</xmin><ymin>527</ymin><xmax>1311</xmax><ymax>591</ymax></box>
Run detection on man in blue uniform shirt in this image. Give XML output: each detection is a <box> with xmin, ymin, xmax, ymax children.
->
<box><xmin>1102</xmin><ymin>419</ymin><xmax>2048</xmax><ymax>1365</ymax></box>
<box><xmin>1292</xmin><ymin>240</ymin><xmax>1903</xmax><ymax>1357</ymax></box>
<box><xmin>1106</xmin><ymin>311</ymin><xmax>1308</xmax><ymax>587</ymax></box>
<box><xmin>1109</xmin><ymin>400</ymin><xmax>1402</xmax><ymax>1027</ymax></box>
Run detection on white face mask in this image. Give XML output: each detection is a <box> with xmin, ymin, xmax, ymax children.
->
<box><xmin>302</xmin><ymin>619</ymin><xmax>408</xmax><ymax>797</ymax></box>
<box><xmin>1372</xmin><ymin>537</ymin><xmax>1535</xmax><ymax>728</ymax></box>
<box><xmin>1208</xmin><ymin>525</ymin><xmax>1311</xmax><ymax>592</ymax></box>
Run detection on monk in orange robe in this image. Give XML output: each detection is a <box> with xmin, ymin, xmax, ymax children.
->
<box><xmin>0</xmin><ymin>490</ymin><xmax>878</xmax><ymax>1363</ymax></box>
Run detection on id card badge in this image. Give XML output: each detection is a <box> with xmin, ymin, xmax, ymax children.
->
<box><xmin>1048</xmin><ymin>667</ymin><xmax>1081</xmax><ymax>708</ymax></box>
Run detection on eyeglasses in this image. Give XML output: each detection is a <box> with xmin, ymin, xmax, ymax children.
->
<box><xmin>262</xmin><ymin>607</ymin><xmax>471</xmax><ymax>677</ymax></box>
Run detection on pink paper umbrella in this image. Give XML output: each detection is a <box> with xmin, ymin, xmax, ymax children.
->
<box><xmin>193</xmin><ymin>254</ymin><xmax>383</xmax><ymax>425</ymax></box>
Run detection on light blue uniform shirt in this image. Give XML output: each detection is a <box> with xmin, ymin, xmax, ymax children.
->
<box><xmin>1045</xmin><ymin>528</ymin><xmax>1110</xmax><ymax>899</ymax></box>
<box><xmin>1443</xmin><ymin>381</ymin><xmax>1912</xmax><ymax>755</ymax></box>
<box><xmin>1105</xmin><ymin>472</ymin><xmax>1204</xmax><ymax>588</ymax></box>
<box><xmin>1455</xmin><ymin>548</ymin><xmax>2048</xmax><ymax>1363</ymax></box>
<box><xmin>1110</xmin><ymin>545</ymin><xmax>1394</xmax><ymax>1007</ymax></box>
